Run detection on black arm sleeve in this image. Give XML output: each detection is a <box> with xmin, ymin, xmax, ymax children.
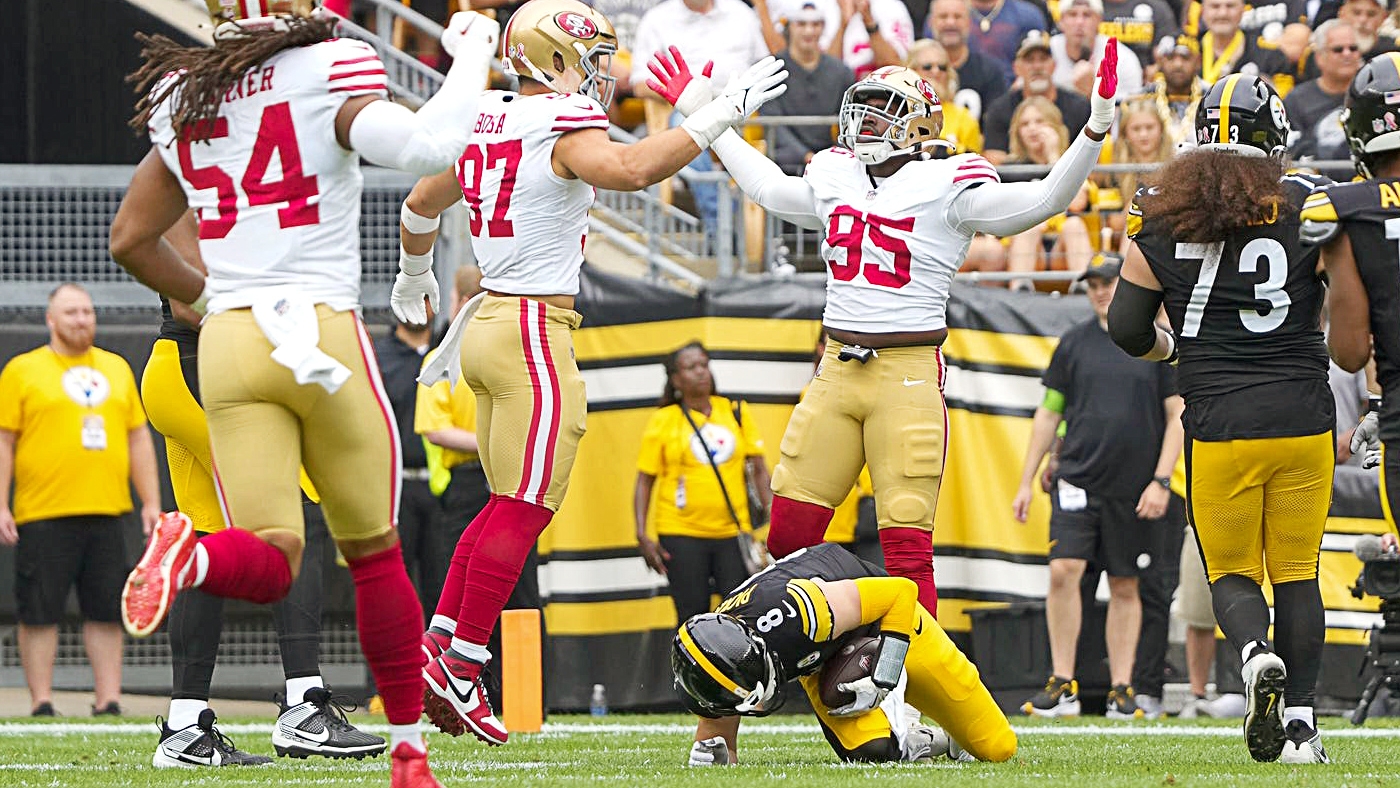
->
<box><xmin>1107</xmin><ymin>278</ymin><xmax>1166</xmax><ymax>357</ymax></box>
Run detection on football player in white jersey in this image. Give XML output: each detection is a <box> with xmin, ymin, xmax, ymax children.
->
<box><xmin>108</xmin><ymin>2</ymin><xmax>503</xmax><ymax>784</ymax></box>
<box><xmin>646</xmin><ymin>46</ymin><xmax>1120</xmax><ymax>759</ymax></box>
<box><xmin>397</xmin><ymin>0</ymin><xmax>791</xmax><ymax>745</ymax></box>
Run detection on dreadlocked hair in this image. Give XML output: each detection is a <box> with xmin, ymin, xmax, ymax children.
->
<box><xmin>127</xmin><ymin>15</ymin><xmax>335</xmax><ymax>139</ymax></box>
<box><xmin>1140</xmin><ymin>148</ymin><xmax>1286</xmax><ymax>243</ymax></box>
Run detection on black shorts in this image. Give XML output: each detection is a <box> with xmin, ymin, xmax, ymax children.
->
<box><xmin>1049</xmin><ymin>486</ymin><xmax>1157</xmax><ymax>578</ymax></box>
<box><xmin>15</xmin><ymin>515</ymin><xmax>131</xmax><ymax>625</ymax></box>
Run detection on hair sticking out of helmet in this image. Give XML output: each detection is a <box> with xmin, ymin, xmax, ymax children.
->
<box><xmin>1343</xmin><ymin>52</ymin><xmax>1400</xmax><ymax>179</ymax></box>
<box><xmin>205</xmin><ymin>0</ymin><xmax>318</xmax><ymax>40</ymax></box>
<box><xmin>837</xmin><ymin>66</ymin><xmax>943</xmax><ymax>165</ymax></box>
<box><xmin>1193</xmin><ymin>73</ymin><xmax>1290</xmax><ymax>160</ymax></box>
<box><xmin>502</xmin><ymin>0</ymin><xmax>619</xmax><ymax>107</ymax></box>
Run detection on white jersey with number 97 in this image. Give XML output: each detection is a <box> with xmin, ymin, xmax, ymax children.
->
<box><xmin>147</xmin><ymin>38</ymin><xmax>389</xmax><ymax>315</ymax></box>
<box><xmin>805</xmin><ymin>147</ymin><xmax>999</xmax><ymax>333</ymax></box>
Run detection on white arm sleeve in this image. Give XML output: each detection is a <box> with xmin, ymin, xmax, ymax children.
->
<box><xmin>710</xmin><ymin>130</ymin><xmax>823</xmax><ymax>230</ymax></box>
<box><xmin>347</xmin><ymin>59</ymin><xmax>488</xmax><ymax>177</ymax></box>
<box><xmin>949</xmin><ymin>133</ymin><xmax>1104</xmax><ymax>236</ymax></box>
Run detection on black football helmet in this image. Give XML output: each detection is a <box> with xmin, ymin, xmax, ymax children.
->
<box><xmin>1342</xmin><ymin>53</ymin><xmax>1400</xmax><ymax>179</ymax></box>
<box><xmin>1194</xmin><ymin>74</ymin><xmax>1289</xmax><ymax>159</ymax></box>
<box><xmin>672</xmin><ymin>613</ymin><xmax>784</xmax><ymax>717</ymax></box>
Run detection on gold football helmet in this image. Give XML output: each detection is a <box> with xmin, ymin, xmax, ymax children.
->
<box><xmin>502</xmin><ymin>0</ymin><xmax>618</xmax><ymax>108</ymax></box>
<box><xmin>205</xmin><ymin>0</ymin><xmax>317</xmax><ymax>39</ymax></box>
<box><xmin>838</xmin><ymin>66</ymin><xmax>943</xmax><ymax>165</ymax></box>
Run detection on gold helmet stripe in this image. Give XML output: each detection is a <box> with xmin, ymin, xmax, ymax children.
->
<box><xmin>1217</xmin><ymin>73</ymin><xmax>1240</xmax><ymax>143</ymax></box>
<box><xmin>677</xmin><ymin>624</ymin><xmax>746</xmax><ymax>698</ymax></box>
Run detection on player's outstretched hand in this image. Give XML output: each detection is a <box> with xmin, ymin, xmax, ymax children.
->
<box><xmin>441</xmin><ymin>11</ymin><xmax>499</xmax><ymax>62</ymax></box>
<box><xmin>720</xmin><ymin>56</ymin><xmax>789</xmax><ymax>118</ymax></box>
<box><xmin>1087</xmin><ymin>37</ymin><xmax>1119</xmax><ymax>135</ymax></box>
<box><xmin>646</xmin><ymin>46</ymin><xmax>714</xmax><ymax>116</ymax></box>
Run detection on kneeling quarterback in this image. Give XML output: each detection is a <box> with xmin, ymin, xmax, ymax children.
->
<box><xmin>671</xmin><ymin>544</ymin><xmax>1016</xmax><ymax>765</ymax></box>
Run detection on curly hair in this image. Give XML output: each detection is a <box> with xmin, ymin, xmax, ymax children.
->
<box><xmin>127</xmin><ymin>16</ymin><xmax>335</xmax><ymax>140</ymax></box>
<box><xmin>1139</xmin><ymin>148</ymin><xmax>1286</xmax><ymax>243</ymax></box>
<box><xmin>660</xmin><ymin>341</ymin><xmax>716</xmax><ymax>408</ymax></box>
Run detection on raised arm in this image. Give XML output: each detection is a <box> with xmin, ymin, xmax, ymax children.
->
<box><xmin>949</xmin><ymin>39</ymin><xmax>1120</xmax><ymax>236</ymax></box>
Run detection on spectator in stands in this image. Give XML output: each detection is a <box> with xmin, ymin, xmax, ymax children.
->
<box><xmin>417</xmin><ymin>266</ymin><xmax>539</xmax><ymax>715</ymax></box>
<box><xmin>983</xmin><ymin>31</ymin><xmax>1091</xmax><ymax>164</ymax></box>
<box><xmin>587</xmin><ymin>0</ymin><xmax>666</xmax><ymax>121</ymax></box>
<box><xmin>924</xmin><ymin>0</ymin><xmax>1011</xmax><ymax>122</ymax></box>
<box><xmin>1002</xmin><ymin>97</ymin><xmax>1095</xmax><ymax>284</ymax></box>
<box><xmin>1050</xmin><ymin>0</ymin><xmax>1143</xmax><ymax>97</ymax></box>
<box><xmin>765</xmin><ymin>2</ymin><xmax>855</xmax><ymax>174</ymax></box>
<box><xmin>374</xmin><ymin>304</ymin><xmax>440</xmax><ymax>620</ymax></box>
<box><xmin>1011</xmin><ymin>255</ymin><xmax>1184</xmax><ymax>720</ymax></box>
<box><xmin>634</xmin><ymin>342</ymin><xmax>772</xmax><ymax>624</ymax></box>
<box><xmin>832</xmin><ymin>0</ymin><xmax>915</xmax><ymax>79</ymax></box>
<box><xmin>965</xmin><ymin>0</ymin><xmax>1051</xmax><ymax>82</ymax></box>
<box><xmin>1100</xmin><ymin>0</ymin><xmax>1181</xmax><ymax>67</ymax></box>
<box><xmin>1138</xmin><ymin>34</ymin><xmax>1205</xmax><ymax>148</ymax></box>
<box><xmin>631</xmin><ymin>0</ymin><xmax>770</xmax><ymax>247</ymax></box>
<box><xmin>0</xmin><ymin>283</ymin><xmax>161</xmax><ymax>717</ymax></box>
<box><xmin>1285</xmin><ymin>20</ymin><xmax>1363</xmax><ymax>163</ymax></box>
<box><xmin>1339</xmin><ymin>0</ymin><xmax>1400</xmax><ymax>59</ymax></box>
<box><xmin>1102</xmin><ymin>97</ymin><xmax>1173</xmax><ymax>253</ymax></box>
<box><xmin>1196</xmin><ymin>0</ymin><xmax>1292</xmax><ymax>88</ymax></box>
<box><xmin>905</xmin><ymin>38</ymin><xmax>983</xmax><ymax>152</ymax></box>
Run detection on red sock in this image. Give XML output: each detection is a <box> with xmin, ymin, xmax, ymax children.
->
<box><xmin>433</xmin><ymin>494</ymin><xmax>500</xmax><ymax>623</ymax></box>
<box><xmin>454</xmin><ymin>497</ymin><xmax>552</xmax><ymax>646</ymax></box>
<box><xmin>348</xmin><ymin>544</ymin><xmax>425</xmax><ymax>725</ymax></box>
<box><xmin>766</xmin><ymin>495</ymin><xmax>835</xmax><ymax>558</ymax></box>
<box><xmin>880</xmin><ymin>526</ymin><xmax>937</xmax><ymax>617</ymax></box>
<box><xmin>197</xmin><ymin>528</ymin><xmax>293</xmax><ymax>604</ymax></box>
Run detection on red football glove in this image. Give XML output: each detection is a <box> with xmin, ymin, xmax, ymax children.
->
<box><xmin>1087</xmin><ymin>36</ymin><xmax>1118</xmax><ymax>134</ymax></box>
<box><xmin>645</xmin><ymin>45</ymin><xmax>714</xmax><ymax>109</ymax></box>
<box><xmin>1097</xmin><ymin>36</ymin><xmax>1118</xmax><ymax>99</ymax></box>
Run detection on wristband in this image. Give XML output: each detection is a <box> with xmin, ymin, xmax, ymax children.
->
<box><xmin>1370</xmin><ymin>395</ymin><xmax>1384</xmax><ymax>414</ymax></box>
<box><xmin>1153</xmin><ymin>476</ymin><xmax>1171</xmax><ymax>490</ymax></box>
<box><xmin>865</xmin><ymin>22</ymin><xmax>879</xmax><ymax>33</ymax></box>
<box><xmin>399</xmin><ymin>249</ymin><xmax>434</xmax><ymax>276</ymax></box>
<box><xmin>401</xmin><ymin>204</ymin><xmax>441</xmax><ymax>235</ymax></box>
<box><xmin>189</xmin><ymin>287</ymin><xmax>209</xmax><ymax>317</ymax></box>
<box><xmin>871</xmin><ymin>633</ymin><xmax>909</xmax><ymax>690</ymax></box>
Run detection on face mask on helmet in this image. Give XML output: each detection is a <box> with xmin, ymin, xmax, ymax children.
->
<box><xmin>1193</xmin><ymin>74</ymin><xmax>1289</xmax><ymax>160</ymax></box>
<box><xmin>1342</xmin><ymin>54</ymin><xmax>1400</xmax><ymax>179</ymax></box>
<box><xmin>205</xmin><ymin>0</ymin><xmax>318</xmax><ymax>40</ymax></box>
<box><xmin>671</xmin><ymin>614</ymin><xmax>784</xmax><ymax>717</ymax></box>
<box><xmin>503</xmin><ymin>1</ymin><xmax>619</xmax><ymax>108</ymax></box>
<box><xmin>837</xmin><ymin>67</ymin><xmax>942</xmax><ymax>165</ymax></box>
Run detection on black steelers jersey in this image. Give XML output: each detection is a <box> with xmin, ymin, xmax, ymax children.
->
<box><xmin>158</xmin><ymin>296</ymin><xmax>200</xmax><ymax>347</ymax></box>
<box><xmin>1303</xmin><ymin>178</ymin><xmax>1400</xmax><ymax>443</ymax></box>
<box><xmin>1128</xmin><ymin>173</ymin><xmax>1333</xmax><ymax>441</ymax></box>
<box><xmin>713</xmin><ymin>543</ymin><xmax>882</xmax><ymax>683</ymax></box>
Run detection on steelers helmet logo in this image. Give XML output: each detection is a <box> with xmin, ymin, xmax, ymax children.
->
<box><xmin>1269</xmin><ymin>94</ymin><xmax>1287</xmax><ymax>131</ymax></box>
<box><xmin>61</xmin><ymin>366</ymin><xmax>111</xmax><ymax>408</ymax></box>
<box><xmin>555</xmin><ymin>12</ymin><xmax>599</xmax><ymax>39</ymax></box>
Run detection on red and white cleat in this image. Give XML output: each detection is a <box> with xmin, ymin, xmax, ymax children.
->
<box><xmin>421</xmin><ymin>628</ymin><xmax>451</xmax><ymax>665</ymax></box>
<box><xmin>121</xmin><ymin>511</ymin><xmax>196</xmax><ymax>638</ymax></box>
<box><xmin>389</xmin><ymin>742</ymin><xmax>445</xmax><ymax>788</ymax></box>
<box><xmin>421</xmin><ymin>652</ymin><xmax>508</xmax><ymax>745</ymax></box>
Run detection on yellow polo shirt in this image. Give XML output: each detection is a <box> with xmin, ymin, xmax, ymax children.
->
<box><xmin>0</xmin><ymin>346</ymin><xmax>146</xmax><ymax>524</ymax></box>
<box><xmin>414</xmin><ymin>349</ymin><xmax>481</xmax><ymax>476</ymax></box>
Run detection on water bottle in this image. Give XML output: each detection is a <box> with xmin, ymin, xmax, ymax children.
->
<box><xmin>590</xmin><ymin>684</ymin><xmax>608</xmax><ymax>717</ymax></box>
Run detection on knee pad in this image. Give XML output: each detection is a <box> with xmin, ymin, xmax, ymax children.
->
<box><xmin>884</xmin><ymin>489</ymin><xmax>934</xmax><ymax>527</ymax></box>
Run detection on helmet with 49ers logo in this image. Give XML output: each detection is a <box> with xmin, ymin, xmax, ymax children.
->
<box><xmin>838</xmin><ymin>66</ymin><xmax>943</xmax><ymax>165</ymax></box>
<box><xmin>204</xmin><ymin>0</ymin><xmax>317</xmax><ymax>40</ymax></box>
<box><xmin>502</xmin><ymin>0</ymin><xmax>618</xmax><ymax>107</ymax></box>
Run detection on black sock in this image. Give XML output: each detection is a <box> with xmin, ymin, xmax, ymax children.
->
<box><xmin>1210</xmin><ymin>574</ymin><xmax>1272</xmax><ymax>661</ymax></box>
<box><xmin>274</xmin><ymin>502</ymin><xmax>326</xmax><ymax>680</ymax></box>
<box><xmin>1272</xmin><ymin>578</ymin><xmax>1324</xmax><ymax>708</ymax></box>
<box><xmin>168</xmin><ymin>587</ymin><xmax>224</xmax><ymax>700</ymax></box>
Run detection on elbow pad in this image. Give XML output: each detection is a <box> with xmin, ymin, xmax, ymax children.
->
<box><xmin>1107</xmin><ymin>278</ymin><xmax>1164</xmax><ymax>357</ymax></box>
<box><xmin>349</xmin><ymin>100</ymin><xmax>467</xmax><ymax>177</ymax></box>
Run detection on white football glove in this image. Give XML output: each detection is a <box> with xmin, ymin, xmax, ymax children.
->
<box><xmin>1352</xmin><ymin>410</ymin><xmax>1381</xmax><ymax>469</ymax></box>
<box><xmin>681</xmin><ymin>57</ymin><xmax>788</xmax><ymax>149</ymax></box>
<box><xmin>828</xmin><ymin>676</ymin><xmax>889</xmax><ymax>717</ymax></box>
<box><xmin>687</xmin><ymin>736</ymin><xmax>731</xmax><ymax>767</ymax></box>
<box><xmin>390</xmin><ymin>270</ymin><xmax>440</xmax><ymax>326</ymax></box>
<box><xmin>440</xmin><ymin>11</ymin><xmax>499</xmax><ymax>62</ymax></box>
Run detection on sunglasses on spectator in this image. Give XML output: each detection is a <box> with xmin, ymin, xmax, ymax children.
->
<box><xmin>919</xmin><ymin>62</ymin><xmax>950</xmax><ymax>72</ymax></box>
<box><xmin>1329</xmin><ymin>44</ymin><xmax>1361</xmax><ymax>53</ymax></box>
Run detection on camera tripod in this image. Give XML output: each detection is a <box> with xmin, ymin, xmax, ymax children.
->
<box><xmin>1351</xmin><ymin>598</ymin><xmax>1400</xmax><ymax>725</ymax></box>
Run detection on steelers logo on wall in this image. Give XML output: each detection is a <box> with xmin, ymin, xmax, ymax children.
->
<box><xmin>62</xmin><ymin>366</ymin><xmax>111</xmax><ymax>408</ymax></box>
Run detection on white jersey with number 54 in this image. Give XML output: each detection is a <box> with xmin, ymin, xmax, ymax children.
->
<box><xmin>805</xmin><ymin>148</ymin><xmax>999</xmax><ymax>333</ymax></box>
<box><xmin>455</xmin><ymin>90</ymin><xmax>609</xmax><ymax>297</ymax></box>
<box><xmin>147</xmin><ymin>38</ymin><xmax>389</xmax><ymax>315</ymax></box>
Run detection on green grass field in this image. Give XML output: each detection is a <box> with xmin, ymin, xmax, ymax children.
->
<box><xmin>2</xmin><ymin>714</ymin><xmax>1398</xmax><ymax>787</ymax></box>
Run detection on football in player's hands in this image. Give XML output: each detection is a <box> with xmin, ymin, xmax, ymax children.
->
<box><xmin>818</xmin><ymin>636</ymin><xmax>879</xmax><ymax>709</ymax></box>
<box><xmin>441</xmin><ymin>11</ymin><xmax>499</xmax><ymax>59</ymax></box>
